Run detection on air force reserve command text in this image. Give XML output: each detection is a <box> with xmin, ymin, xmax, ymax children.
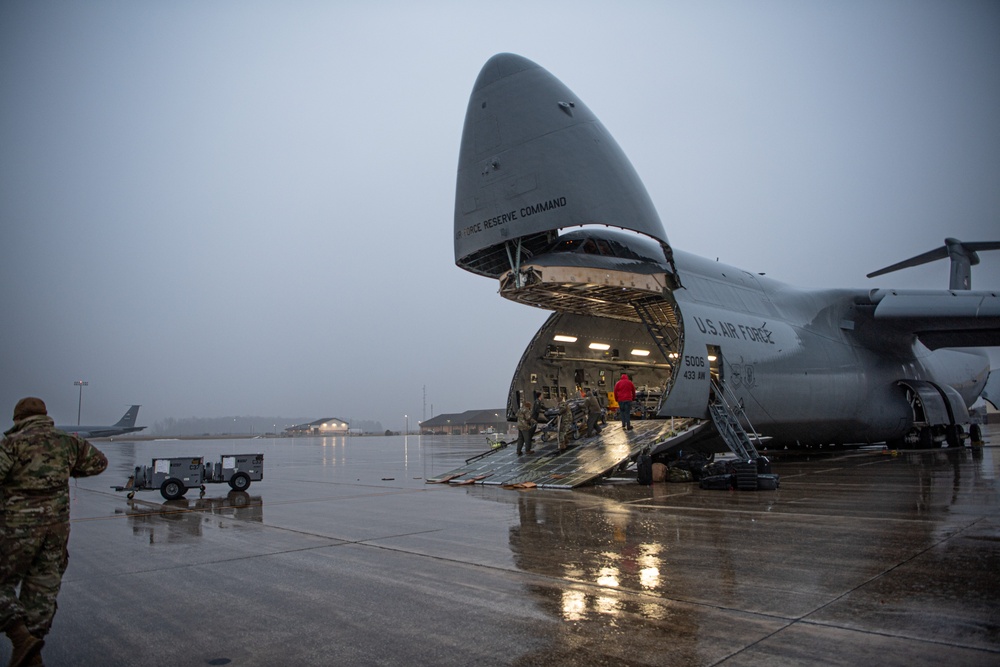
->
<box><xmin>456</xmin><ymin>196</ymin><xmax>568</xmax><ymax>240</ymax></box>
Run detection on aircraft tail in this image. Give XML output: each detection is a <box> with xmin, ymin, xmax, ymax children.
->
<box><xmin>867</xmin><ymin>238</ymin><xmax>1000</xmax><ymax>290</ymax></box>
<box><xmin>114</xmin><ymin>405</ymin><xmax>141</xmax><ymax>428</ymax></box>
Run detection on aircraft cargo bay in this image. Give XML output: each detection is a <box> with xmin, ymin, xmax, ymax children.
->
<box><xmin>4</xmin><ymin>428</ymin><xmax>998</xmax><ymax>666</ymax></box>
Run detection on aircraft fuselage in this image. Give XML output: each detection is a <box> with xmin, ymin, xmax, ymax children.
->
<box><xmin>453</xmin><ymin>53</ymin><xmax>995</xmax><ymax>450</ymax></box>
<box><xmin>667</xmin><ymin>251</ymin><xmax>988</xmax><ymax>444</ymax></box>
<box><xmin>502</xmin><ymin>241</ymin><xmax>988</xmax><ymax>447</ymax></box>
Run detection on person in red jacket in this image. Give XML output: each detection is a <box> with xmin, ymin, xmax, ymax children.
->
<box><xmin>613</xmin><ymin>373</ymin><xmax>636</xmax><ymax>431</ymax></box>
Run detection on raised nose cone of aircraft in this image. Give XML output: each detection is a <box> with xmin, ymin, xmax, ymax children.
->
<box><xmin>472</xmin><ymin>52</ymin><xmax>540</xmax><ymax>92</ymax></box>
<box><xmin>455</xmin><ymin>53</ymin><xmax>669</xmax><ymax>279</ymax></box>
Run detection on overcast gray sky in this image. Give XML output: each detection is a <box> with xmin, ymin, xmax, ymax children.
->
<box><xmin>2</xmin><ymin>1</ymin><xmax>998</xmax><ymax>432</ymax></box>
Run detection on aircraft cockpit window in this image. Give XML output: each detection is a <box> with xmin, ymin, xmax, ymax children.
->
<box><xmin>604</xmin><ymin>239</ymin><xmax>643</xmax><ymax>260</ymax></box>
<box><xmin>551</xmin><ymin>237</ymin><xmax>611</xmax><ymax>256</ymax></box>
<box><xmin>552</xmin><ymin>239</ymin><xmax>584</xmax><ymax>253</ymax></box>
<box><xmin>549</xmin><ymin>232</ymin><xmax>662</xmax><ymax>262</ymax></box>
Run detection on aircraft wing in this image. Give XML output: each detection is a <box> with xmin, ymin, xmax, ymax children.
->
<box><xmin>867</xmin><ymin>289</ymin><xmax>1000</xmax><ymax>349</ymax></box>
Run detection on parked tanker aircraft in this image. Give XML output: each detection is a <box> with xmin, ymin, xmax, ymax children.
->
<box><xmin>57</xmin><ymin>404</ymin><xmax>145</xmax><ymax>439</ymax></box>
<box><xmin>454</xmin><ymin>53</ymin><xmax>999</xmax><ymax>450</ymax></box>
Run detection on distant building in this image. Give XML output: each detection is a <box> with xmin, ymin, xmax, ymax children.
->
<box><xmin>286</xmin><ymin>418</ymin><xmax>349</xmax><ymax>436</ymax></box>
<box><xmin>419</xmin><ymin>409</ymin><xmax>510</xmax><ymax>435</ymax></box>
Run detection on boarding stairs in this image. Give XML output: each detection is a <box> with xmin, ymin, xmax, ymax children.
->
<box><xmin>708</xmin><ymin>378</ymin><xmax>762</xmax><ymax>461</ymax></box>
<box><xmin>633</xmin><ymin>299</ymin><xmax>681</xmax><ymax>366</ymax></box>
<box><xmin>707</xmin><ymin>377</ymin><xmax>776</xmax><ymax>490</ymax></box>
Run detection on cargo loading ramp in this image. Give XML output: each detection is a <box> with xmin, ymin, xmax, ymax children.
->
<box><xmin>427</xmin><ymin>419</ymin><xmax>702</xmax><ymax>489</ymax></box>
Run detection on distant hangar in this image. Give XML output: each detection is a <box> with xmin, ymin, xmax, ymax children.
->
<box><xmin>285</xmin><ymin>418</ymin><xmax>349</xmax><ymax>436</ymax></box>
<box><xmin>420</xmin><ymin>410</ymin><xmax>510</xmax><ymax>435</ymax></box>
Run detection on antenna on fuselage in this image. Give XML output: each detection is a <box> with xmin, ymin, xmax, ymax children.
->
<box><xmin>866</xmin><ymin>238</ymin><xmax>1000</xmax><ymax>290</ymax></box>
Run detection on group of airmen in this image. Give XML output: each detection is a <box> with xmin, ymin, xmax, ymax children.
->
<box><xmin>513</xmin><ymin>373</ymin><xmax>638</xmax><ymax>455</ymax></box>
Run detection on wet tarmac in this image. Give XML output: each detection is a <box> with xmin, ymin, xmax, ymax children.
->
<box><xmin>3</xmin><ymin>426</ymin><xmax>999</xmax><ymax>666</ymax></box>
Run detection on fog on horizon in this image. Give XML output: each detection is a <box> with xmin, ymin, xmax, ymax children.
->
<box><xmin>2</xmin><ymin>2</ymin><xmax>997</xmax><ymax>432</ymax></box>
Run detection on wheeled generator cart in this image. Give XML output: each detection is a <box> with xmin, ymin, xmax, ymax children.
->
<box><xmin>114</xmin><ymin>453</ymin><xmax>264</xmax><ymax>500</ymax></box>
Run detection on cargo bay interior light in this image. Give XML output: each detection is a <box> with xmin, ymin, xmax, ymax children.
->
<box><xmin>553</xmin><ymin>334</ymin><xmax>578</xmax><ymax>343</ymax></box>
<box><xmin>630</xmin><ymin>349</ymin><xmax>650</xmax><ymax>356</ymax></box>
<box><xmin>588</xmin><ymin>342</ymin><xmax>611</xmax><ymax>351</ymax></box>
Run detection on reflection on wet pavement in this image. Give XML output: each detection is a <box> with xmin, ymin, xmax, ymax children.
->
<box><xmin>115</xmin><ymin>492</ymin><xmax>263</xmax><ymax>542</ymax></box>
<box><xmin>9</xmin><ymin>429</ymin><xmax>997</xmax><ymax>666</ymax></box>
<box><xmin>488</xmin><ymin>430</ymin><xmax>1000</xmax><ymax>663</ymax></box>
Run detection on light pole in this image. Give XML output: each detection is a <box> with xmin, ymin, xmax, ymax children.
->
<box><xmin>74</xmin><ymin>380</ymin><xmax>88</xmax><ymax>426</ymax></box>
<box><xmin>405</xmin><ymin>414</ymin><xmax>408</xmax><ymax>435</ymax></box>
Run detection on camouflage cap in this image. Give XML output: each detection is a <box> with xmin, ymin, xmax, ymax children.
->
<box><xmin>13</xmin><ymin>396</ymin><xmax>47</xmax><ymax>421</ymax></box>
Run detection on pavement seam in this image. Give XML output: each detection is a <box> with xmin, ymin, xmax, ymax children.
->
<box><xmin>707</xmin><ymin>515</ymin><xmax>995</xmax><ymax>663</ymax></box>
<box><xmin>617</xmin><ymin>500</ymin><xmax>951</xmax><ymax>525</ymax></box>
<box><xmin>340</xmin><ymin>536</ymin><xmax>798</xmax><ymax>623</ymax></box>
<box><xmin>797</xmin><ymin>514</ymin><xmax>985</xmax><ymax>621</ymax></box>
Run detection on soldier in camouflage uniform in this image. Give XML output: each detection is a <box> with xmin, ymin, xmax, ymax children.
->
<box><xmin>514</xmin><ymin>400</ymin><xmax>536</xmax><ymax>456</ymax></box>
<box><xmin>584</xmin><ymin>390</ymin><xmax>604</xmax><ymax>437</ymax></box>
<box><xmin>1</xmin><ymin>397</ymin><xmax>108</xmax><ymax>667</ymax></box>
<box><xmin>527</xmin><ymin>392</ymin><xmax>545</xmax><ymax>444</ymax></box>
<box><xmin>556</xmin><ymin>401</ymin><xmax>574</xmax><ymax>451</ymax></box>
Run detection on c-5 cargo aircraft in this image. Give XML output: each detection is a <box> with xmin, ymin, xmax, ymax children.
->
<box><xmin>57</xmin><ymin>405</ymin><xmax>145</xmax><ymax>438</ymax></box>
<box><xmin>454</xmin><ymin>53</ymin><xmax>999</xmax><ymax>451</ymax></box>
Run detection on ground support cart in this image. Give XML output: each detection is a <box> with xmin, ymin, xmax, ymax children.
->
<box><xmin>114</xmin><ymin>453</ymin><xmax>264</xmax><ymax>500</ymax></box>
